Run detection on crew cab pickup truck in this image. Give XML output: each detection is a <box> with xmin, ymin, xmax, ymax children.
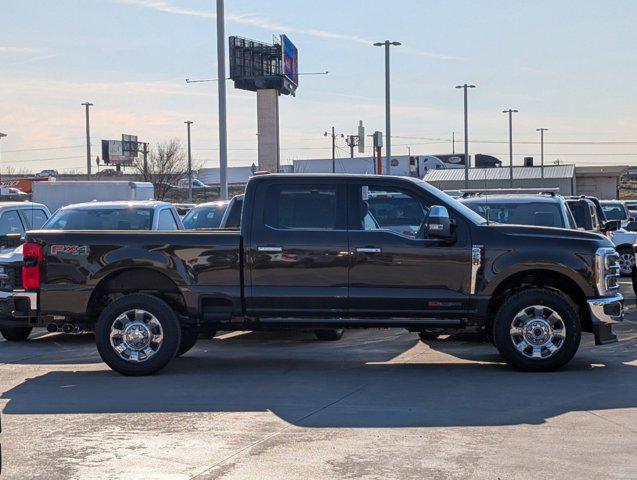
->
<box><xmin>0</xmin><ymin>174</ymin><xmax>624</xmax><ymax>375</ymax></box>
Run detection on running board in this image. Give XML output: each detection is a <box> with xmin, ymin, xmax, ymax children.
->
<box><xmin>257</xmin><ymin>318</ymin><xmax>464</xmax><ymax>329</ymax></box>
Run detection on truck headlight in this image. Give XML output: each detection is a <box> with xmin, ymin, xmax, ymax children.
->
<box><xmin>595</xmin><ymin>247</ymin><xmax>620</xmax><ymax>296</ymax></box>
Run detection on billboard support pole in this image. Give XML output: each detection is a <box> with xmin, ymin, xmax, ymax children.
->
<box><xmin>82</xmin><ymin>102</ymin><xmax>93</xmax><ymax>181</ymax></box>
<box><xmin>216</xmin><ymin>0</ymin><xmax>228</xmax><ymax>200</ymax></box>
<box><xmin>185</xmin><ymin>121</ymin><xmax>194</xmax><ymax>203</ymax></box>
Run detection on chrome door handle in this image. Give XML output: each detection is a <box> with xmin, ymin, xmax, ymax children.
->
<box><xmin>257</xmin><ymin>246</ymin><xmax>283</xmax><ymax>253</ymax></box>
<box><xmin>356</xmin><ymin>247</ymin><xmax>381</xmax><ymax>253</ymax></box>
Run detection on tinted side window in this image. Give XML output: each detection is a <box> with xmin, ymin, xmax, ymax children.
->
<box><xmin>264</xmin><ymin>184</ymin><xmax>338</xmax><ymax>230</ymax></box>
<box><xmin>0</xmin><ymin>210</ymin><xmax>25</xmax><ymax>235</ymax></box>
<box><xmin>356</xmin><ymin>186</ymin><xmax>429</xmax><ymax>237</ymax></box>
<box><xmin>22</xmin><ymin>209</ymin><xmax>49</xmax><ymax>229</ymax></box>
<box><xmin>157</xmin><ymin>209</ymin><xmax>178</xmax><ymax>230</ymax></box>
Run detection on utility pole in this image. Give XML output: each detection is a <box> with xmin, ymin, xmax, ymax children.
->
<box><xmin>536</xmin><ymin>127</ymin><xmax>548</xmax><ymax>179</ymax></box>
<box><xmin>81</xmin><ymin>102</ymin><xmax>93</xmax><ymax>180</ymax></box>
<box><xmin>373</xmin><ymin>40</ymin><xmax>401</xmax><ymax>174</ymax></box>
<box><xmin>324</xmin><ymin>127</ymin><xmax>344</xmax><ymax>173</ymax></box>
<box><xmin>0</xmin><ymin>132</ymin><xmax>6</xmax><ymax>182</ymax></box>
<box><xmin>455</xmin><ymin>84</ymin><xmax>476</xmax><ymax>189</ymax></box>
<box><xmin>216</xmin><ymin>0</ymin><xmax>228</xmax><ymax>199</ymax></box>
<box><xmin>142</xmin><ymin>142</ymin><xmax>149</xmax><ymax>180</ymax></box>
<box><xmin>502</xmin><ymin>109</ymin><xmax>518</xmax><ymax>187</ymax></box>
<box><xmin>452</xmin><ymin>131</ymin><xmax>455</xmax><ymax>155</ymax></box>
<box><xmin>185</xmin><ymin>121</ymin><xmax>194</xmax><ymax>202</ymax></box>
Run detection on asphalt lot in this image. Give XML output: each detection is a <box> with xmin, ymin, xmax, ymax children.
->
<box><xmin>1</xmin><ymin>284</ymin><xmax>636</xmax><ymax>480</ymax></box>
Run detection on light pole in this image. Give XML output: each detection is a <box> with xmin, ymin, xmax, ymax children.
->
<box><xmin>185</xmin><ymin>121</ymin><xmax>194</xmax><ymax>202</ymax></box>
<box><xmin>0</xmin><ymin>132</ymin><xmax>6</xmax><ymax>182</ymax></box>
<box><xmin>502</xmin><ymin>109</ymin><xmax>518</xmax><ymax>187</ymax></box>
<box><xmin>81</xmin><ymin>102</ymin><xmax>93</xmax><ymax>180</ymax></box>
<box><xmin>455</xmin><ymin>84</ymin><xmax>476</xmax><ymax>189</ymax></box>
<box><xmin>216</xmin><ymin>0</ymin><xmax>228</xmax><ymax>200</ymax></box>
<box><xmin>536</xmin><ymin>128</ymin><xmax>548</xmax><ymax>179</ymax></box>
<box><xmin>373</xmin><ymin>40</ymin><xmax>401</xmax><ymax>174</ymax></box>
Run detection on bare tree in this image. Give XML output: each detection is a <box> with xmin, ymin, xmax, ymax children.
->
<box><xmin>3</xmin><ymin>165</ymin><xmax>33</xmax><ymax>176</ymax></box>
<box><xmin>133</xmin><ymin>139</ymin><xmax>188</xmax><ymax>200</ymax></box>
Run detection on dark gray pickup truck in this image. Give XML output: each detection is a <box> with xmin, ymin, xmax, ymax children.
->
<box><xmin>0</xmin><ymin>174</ymin><xmax>624</xmax><ymax>375</ymax></box>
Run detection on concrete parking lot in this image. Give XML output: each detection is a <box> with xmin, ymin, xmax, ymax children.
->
<box><xmin>1</xmin><ymin>284</ymin><xmax>636</xmax><ymax>480</ymax></box>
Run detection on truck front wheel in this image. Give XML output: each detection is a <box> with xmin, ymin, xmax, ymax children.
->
<box><xmin>95</xmin><ymin>294</ymin><xmax>181</xmax><ymax>376</ymax></box>
<box><xmin>1</xmin><ymin>327</ymin><xmax>33</xmax><ymax>341</ymax></box>
<box><xmin>493</xmin><ymin>289</ymin><xmax>581</xmax><ymax>372</ymax></box>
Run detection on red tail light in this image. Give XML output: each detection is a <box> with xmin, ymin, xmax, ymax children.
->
<box><xmin>22</xmin><ymin>242</ymin><xmax>43</xmax><ymax>290</ymax></box>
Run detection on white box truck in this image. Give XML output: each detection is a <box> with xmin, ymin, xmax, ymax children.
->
<box><xmin>32</xmin><ymin>181</ymin><xmax>154</xmax><ymax>213</ymax></box>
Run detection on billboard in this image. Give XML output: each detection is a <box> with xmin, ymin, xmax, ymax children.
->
<box><xmin>281</xmin><ymin>34</ymin><xmax>298</xmax><ymax>86</ymax></box>
<box><xmin>101</xmin><ymin>140</ymin><xmax>135</xmax><ymax>165</ymax></box>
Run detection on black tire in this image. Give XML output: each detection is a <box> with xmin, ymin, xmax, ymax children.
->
<box><xmin>617</xmin><ymin>247</ymin><xmax>635</xmax><ymax>277</ymax></box>
<box><xmin>95</xmin><ymin>294</ymin><xmax>181</xmax><ymax>376</ymax></box>
<box><xmin>314</xmin><ymin>328</ymin><xmax>344</xmax><ymax>341</ymax></box>
<box><xmin>176</xmin><ymin>328</ymin><xmax>199</xmax><ymax>357</ymax></box>
<box><xmin>418</xmin><ymin>330</ymin><xmax>440</xmax><ymax>342</ymax></box>
<box><xmin>493</xmin><ymin>288</ymin><xmax>581</xmax><ymax>372</ymax></box>
<box><xmin>0</xmin><ymin>327</ymin><xmax>33</xmax><ymax>341</ymax></box>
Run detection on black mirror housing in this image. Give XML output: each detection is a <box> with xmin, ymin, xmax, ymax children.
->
<box><xmin>427</xmin><ymin>205</ymin><xmax>452</xmax><ymax>239</ymax></box>
<box><xmin>603</xmin><ymin>220</ymin><xmax>621</xmax><ymax>232</ymax></box>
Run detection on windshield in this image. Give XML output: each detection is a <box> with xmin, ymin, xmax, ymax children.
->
<box><xmin>601</xmin><ymin>203</ymin><xmax>628</xmax><ymax>221</ymax></box>
<box><xmin>408</xmin><ymin>178</ymin><xmax>487</xmax><ymax>224</ymax></box>
<box><xmin>44</xmin><ymin>208</ymin><xmax>154</xmax><ymax>230</ymax></box>
<box><xmin>462</xmin><ymin>200</ymin><xmax>566</xmax><ymax>228</ymax></box>
<box><xmin>182</xmin><ymin>203</ymin><xmax>228</xmax><ymax>229</ymax></box>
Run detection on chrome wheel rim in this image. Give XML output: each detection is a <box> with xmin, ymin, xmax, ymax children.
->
<box><xmin>109</xmin><ymin>309</ymin><xmax>163</xmax><ymax>363</ymax></box>
<box><xmin>618</xmin><ymin>253</ymin><xmax>634</xmax><ymax>275</ymax></box>
<box><xmin>509</xmin><ymin>305</ymin><xmax>566</xmax><ymax>360</ymax></box>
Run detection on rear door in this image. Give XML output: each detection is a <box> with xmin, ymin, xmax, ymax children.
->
<box><xmin>246</xmin><ymin>178</ymin><xmax>349</xmax><ymax>316</ymax></box>
<box><xmin>347</xmin><ymin>180</ymin><xmax>472</xmax><ymax>317</ymax></box>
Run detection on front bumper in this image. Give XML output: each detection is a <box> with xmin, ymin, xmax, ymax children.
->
<box><xmin>0</xmin><ymin>290</ymin><xmax>38</xmax><ymax>328</ymax></box>
<box><xmin>587</xmin><ymin>293</ymin><xmax>624</xmax><ymax>345</ymax></box>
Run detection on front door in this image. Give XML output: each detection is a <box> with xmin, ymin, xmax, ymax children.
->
<box><xmin>246</xmin><ymin>179</ymin><xmax>349</xmax><ymax>316</ymax></box>
<box><xmin>347</xmin><ymin>180</ymin><xmax>472</xmax><ymax>317</ymax></box>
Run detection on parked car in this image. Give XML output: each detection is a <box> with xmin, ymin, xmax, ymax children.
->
<box><xmin>623</xmin><ymin>200</ymin><xmax>637</xmax><ymax>217</ymax></box>
<box><xmin>460</xmin><ymin>193</ymin><xmax>577</xmax><ymax>229</ymax></box>
<box><xmin>182</xmin><ymin>195</ymin><xmax>244</xmax><ymax>230</ymax></box>
<box><xmin>600</xmin><ymin>200</ymin><xmax>634</xmax><ymax>228</ymax></box>
<box><xmin>0</xmin><ymin>202</ymin><xmax>51</xmax><ymax>251</ymax></box>
<box><xmin>1</xmin><ymin>174</ymin><xmax>623</xmax><ymax>375</ymax></box>
<box><xmin>176</xmin><ymin>178</ymin><xmax>207</xmax><ymax>189</ymax></box>
<box><xmin>43</xmin><ymin>201</ymin><xmax>184</xmax><ymax>231</ymax></box>
<box><xmin>0</xmin><ymin>187</ymin><xmax>29</xmax><ymax>201</ymax></box>
<box><xmin>36</xmin><ymin>169</ymin><xmax>58</xmax><ymax>178</ymax></box>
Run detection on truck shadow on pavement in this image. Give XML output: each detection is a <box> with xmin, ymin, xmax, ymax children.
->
<box><xmin>2</xmin><ymin>329</ymin><xmax>636</xmax><ymax>428</ymax></box>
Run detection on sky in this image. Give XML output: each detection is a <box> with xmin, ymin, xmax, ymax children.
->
<box><xmin>1</xmin><ymin>0</ymin><xmax>636</xmax><ymax>173</ymax></box>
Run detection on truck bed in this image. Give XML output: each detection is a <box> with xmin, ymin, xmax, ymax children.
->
<box><xmin>27</xmin><ymin>230</ymin><xmax>243</xmax><ymax>319</ymax></box>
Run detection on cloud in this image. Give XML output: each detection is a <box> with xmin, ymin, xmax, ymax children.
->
<box><xmin>114</xmin><ymin>0</ymin><xmax>457</xmax><ymax>60</ymax></box>
<box><xmin>0</xmin><ymin>47</ymin><xmax>44</xmax><ymax>54</ymax></box>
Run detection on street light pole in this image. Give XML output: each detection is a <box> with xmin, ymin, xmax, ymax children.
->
<box><xmin>536</xmin><ymin>128</ymin><xmax>548</xmax><ymax>179</ymax></box>
<box><xmin>216</xmin><ymin>0</ymin><xmax>228</xmax><ymax>200</ymax></box>
<box><xmin>374</xmin><ymin>40</ymin><xmax>401</xmax><ymax>175</ymax></box>
<box><xmin>185</xmin><ymin>121</ymin><xmax>194</xmax><ymax>203</ymax></box>
<box><xmin>81</xmin><ymin>102</ymin><xmax>93</xmax><ymax>180</ymax></box>
<box><xmin>455</xmin><ymin>84</ymin><xmax>476</xmax><ymax>189</ymax></box>
<box><xmin>0</xmin><ymin>132</ymin><xmax>6</xmax><ymax>182</ymax></box>
<box><xmin>502</xmin><ymin>109</ymin><xmax>518</xmax><ymax>187</ymax></box>
<box><xmin>324</xmin><ymin>127</ymin><xmax>344</xmax><ymax>173</ymax></box>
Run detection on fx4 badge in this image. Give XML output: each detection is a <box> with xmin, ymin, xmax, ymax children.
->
<box><xmin>51</xmin><ymin>245</ymin><xmax>89</xmax><ymax>256</ymax></box>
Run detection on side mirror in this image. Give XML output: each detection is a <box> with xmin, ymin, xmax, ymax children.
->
<box><xmin>427</xmin><ymin>205</ymin><xmax>452</xmax><ymax>239</ymax></box>
<box><xmin>625</xmin><ymin>221</ymin><xmax>637</xmax><ymax>232</ymax></box>
<box><xmin>0</xmin><ymin>233</ymin><xmax>23</xmax><ymax>248</ymax></box>
<box><xmin>603</xmin><ymin>220</ymin><xmax>621</xmax><ymax>232</ymax></box>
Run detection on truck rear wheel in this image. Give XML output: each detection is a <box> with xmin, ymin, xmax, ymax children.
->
<box><xmin>0</xmin><ymin>327</ymin><xmax>33</xmax><ymax>341</ymax></box>
<box><xmin>314</xmin><ymin>329</ymin><xmax>344</xmax><ymax>341</ymax></box>
<box><xmin>493</xmin><ymin>289</ymin><xmax>581</xmax><ymax>372</ymax></box>
<box><xmin>95</xmin><ymin>294</ymin><xmax>181</xmax><ymax>376</ymax></box>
